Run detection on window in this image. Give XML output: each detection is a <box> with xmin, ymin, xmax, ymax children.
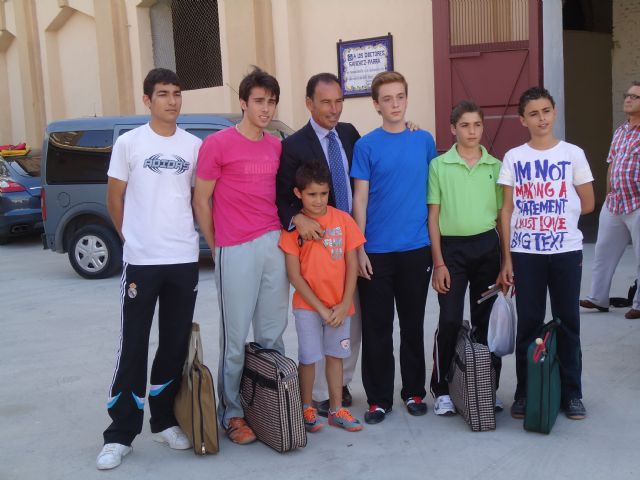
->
<box><xmin>150</xmin><ymin>0</ymin><xmax>223</xmax><ymax>90</ymax></box>
<box><xmin>185</xmin><ymin>128</ymin><xmax>217</xmax><ymax>140</ymax></box>
<box><xmin>46</xmin><ymin>130</ymin><xmax>113</xmax><ymax>184</ymax></box>
<box><xmin>14</xmin><ymin>155</ymin><xmax>42</xmax><ymax>177</ymax></box>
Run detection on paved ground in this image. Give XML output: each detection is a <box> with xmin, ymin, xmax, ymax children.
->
<box><xmin>1</xmin><ymin>234</ymin><xmax>639</xmax><ymax>480</ymax></box>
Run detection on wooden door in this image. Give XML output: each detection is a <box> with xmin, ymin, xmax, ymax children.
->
<box><xmin>433</xmin><ymin>0</ymin><xmax>542</xmax><ymax>159</ymax></box>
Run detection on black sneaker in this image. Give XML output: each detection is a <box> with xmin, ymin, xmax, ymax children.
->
<box><xmin>312</xmin><ymin>399</ymin><xmax>330</xmax><ymax>418</ymax></box>
<box><xmin>406</xmin><ymin>396</ymin><xmax>427</xmax><ymax>416</ymax></box>
<box><xmin>563</xmin><ymin>398</ymin><xmax>586</xmax><ymax>420</ymax></box>
<box><xmin>364</xmin><ymin>404</ymin><xmax>390</xmax><ymax>424</ymax></box>
<box><xmin>342</xmin><ymin>385</ymin><xmax>353</xmax><ymax>407</ymax></box>
<box><xmin>510</xmin><ymin>397</ymin><xmax>526</xmax><ymax>419</ymax></box>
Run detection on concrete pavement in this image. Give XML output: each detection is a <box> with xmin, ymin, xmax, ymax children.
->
<box><xmin>1</xmin><ymin>235</ymin><xmax>639</xmax><ymax>480</ymax></box>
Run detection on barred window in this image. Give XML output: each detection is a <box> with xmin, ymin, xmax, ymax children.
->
<box><xmin>150</xmin><ymin>0</ymin><xmax>223</xmax><ymax>90</ymax></box>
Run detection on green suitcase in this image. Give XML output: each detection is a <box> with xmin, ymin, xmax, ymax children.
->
<box><xmin>524</xmin><ymin>318</ymin><xmax>561</xmax><ymax>434</ymax></box>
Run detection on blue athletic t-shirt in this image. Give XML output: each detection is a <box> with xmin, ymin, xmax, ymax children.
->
<box><xmin>351</xmin><ymin>127</ymin><xmax>436</xmax><ymax>253</ymax></box>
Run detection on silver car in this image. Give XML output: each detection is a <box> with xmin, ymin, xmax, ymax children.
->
<box><xmin>41</xmin><ymin>114</ymin><xmax>292</xmax><ymax>279</ymax></box>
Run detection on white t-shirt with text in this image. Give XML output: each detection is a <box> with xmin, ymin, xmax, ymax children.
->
<box><xmin>107</xmin><ymin>123</ymin><xmax>201</xmax><ymax>265</ymax></box>
<box><xmin>498</xmin><ymin>141</ymin><xmax>593</xmax><ymax>254</ymax></box>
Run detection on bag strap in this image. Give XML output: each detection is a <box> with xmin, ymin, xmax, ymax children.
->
<box><xmin>183</xmin><ymin>323</ymin><xmax>203</xmax><ymax>389</ymax></box>
<box><xmin>242</xmin><ymin>367</ymin><xmax>278</xmax><ymax>406</ymax></box>
<box><xmin>248</xmin><ymin>341</ymin><xmax>280</xmax><ymax>355</ymax></box>
<box><xmin>532</xmin><ymin>331</ymin><xmax>551</xmax><ymax>362</ymax></box>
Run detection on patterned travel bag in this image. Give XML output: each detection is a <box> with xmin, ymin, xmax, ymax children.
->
<box><xmin>240</xmin><ymin>342</ymin><xmax>307</xmax><ymax>453</ymax></box>
<box><xmin>447</xmin><ymin>321</ymin><xmax>496</xmax><ymax>432</ymax></box>
<box><xmin>524</xmin><ymin>318</ymin><xmax>561</xmax><ymax>434</ymax></box>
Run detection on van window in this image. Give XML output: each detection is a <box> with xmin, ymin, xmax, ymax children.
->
<box><xmin>46</xmin><ymin>130</ymin><xmax>113</xmax><ymax>184</ymax></box>
<box><xmin>185</xmin><ymin>128</ymin><xmax>217</xmax><ymax>140</ymax></box>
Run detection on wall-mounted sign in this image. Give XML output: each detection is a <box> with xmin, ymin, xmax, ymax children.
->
<box><xmin>337</xmin><ymin>34</ymin><xmax>394</xmax><ymax>98</ymax></box>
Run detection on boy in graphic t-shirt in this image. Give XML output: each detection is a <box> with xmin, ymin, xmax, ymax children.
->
<box><xmin>279</xmin><ymin>161</ymin><xmax>365</xmax><ymax>433</ymax></box>
<box><xmin>497</xmin><ymin>87</ymin><xmax>595</xmax><ymax>421</ymax></box>
<box><xmin>97</xmin><ymin>68</ymin><xmax>200</xmax><ymax>471</ymax></box>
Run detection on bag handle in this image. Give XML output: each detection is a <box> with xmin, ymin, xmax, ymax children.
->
<box><xmin>183</xmin><ymin>323</ymin><xmax>203</xmax><ymax>389</ymax></box>
<box><xmin>248</xmin><ymin>341</ymin><xmax>280</xmax><ymax>355</ymax></box>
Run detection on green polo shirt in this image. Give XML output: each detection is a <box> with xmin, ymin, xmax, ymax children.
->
<box><xmin>427</xmin><ymin>144</ymin><xmax>502</xmax><ymax>236</ymax></box>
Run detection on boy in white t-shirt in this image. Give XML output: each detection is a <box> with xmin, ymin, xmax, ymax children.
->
<box><xmin>497</xmin><ymin>87</ymin><xmax>595</xmax><ymax>421</ymax></box>
<box><xmin>96</xmin><ymin>69</ymin><xmax>201</xmax><ymax>470</ymax></box>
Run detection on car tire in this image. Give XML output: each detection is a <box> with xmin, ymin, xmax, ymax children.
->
<box><xmin>68</xmin><ymin>225</ymin><xmax>122</xmax><ymax>279</ymax></box>
<box><xmin>0</xmin><ymin>236</ymin><xmax>9</xmax><ymax>245</ymax></box>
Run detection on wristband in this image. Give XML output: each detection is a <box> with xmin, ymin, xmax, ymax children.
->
<box><xmin>434</xmin><ymin>264</ymin><xmax>446</xmax><ymax>269</ymax></box>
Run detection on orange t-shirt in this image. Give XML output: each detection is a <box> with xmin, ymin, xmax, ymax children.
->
<box><xmin>279</xmin><ymin>206</ymin><xmax>365</xmax><ymax>315</ymax></box>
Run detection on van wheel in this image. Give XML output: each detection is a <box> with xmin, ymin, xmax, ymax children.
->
<box><xmin>68</xmin><ymin>225</ymin><xmax>122</xmax><ymax>279</ymax></box>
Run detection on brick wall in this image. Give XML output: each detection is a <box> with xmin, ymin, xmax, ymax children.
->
<box><xmin>612</xmin><ymin>0</ymin><xmax>640</xmax><ymax>127</ymax></box>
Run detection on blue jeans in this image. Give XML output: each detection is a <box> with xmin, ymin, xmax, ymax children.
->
<box><xmin>512</xmin><ymin>250</ymin><xmax>583</xmax><ymax>402</ymax></box>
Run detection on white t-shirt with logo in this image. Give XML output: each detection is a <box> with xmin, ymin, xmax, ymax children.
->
<box><xmin>498</xmin><ymin>141</ymin><xmax>594</xmax><ymax>254</ymax></box>
<box><xmin>107</xmin><ymin>123</ymin><xmax>201</xmax><ymax>265</ymax></box>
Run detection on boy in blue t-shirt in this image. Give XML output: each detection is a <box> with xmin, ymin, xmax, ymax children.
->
<box><xmin>351</xmin><ymin>71</ymin><xmax>437</xmax><ymax>424</ymax></box>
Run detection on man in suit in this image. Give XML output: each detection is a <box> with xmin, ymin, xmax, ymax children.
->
<box><xmin>276</xmin><ymin>72</ymin><xmax>360</xmax><ymax>415</ymax></box>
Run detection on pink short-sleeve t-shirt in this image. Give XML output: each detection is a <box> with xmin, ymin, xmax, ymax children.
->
<box><xmin>197</xmin><ymin>126</ymin><xmax>282</xmax><ymax>246</ymax></box>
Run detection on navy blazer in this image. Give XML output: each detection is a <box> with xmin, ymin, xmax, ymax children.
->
<box><xmin>276</xmin><ymin>120</ymin><xmax>360</xmax><ymax>228</ymax></box>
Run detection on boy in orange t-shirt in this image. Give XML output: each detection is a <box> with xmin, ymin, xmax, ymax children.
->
<box><xmin>279</xmin><ymin>160</ymin><xmax>365</xmax><ymax>433</ymax></box>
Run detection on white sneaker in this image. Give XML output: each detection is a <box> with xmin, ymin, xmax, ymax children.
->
<box><xmin>434</xmin><ymin>395</ymin><xmax>456</xmax><ymax>416</ymax></box>
<box><xmin>495</xmin><ymin>397</ymin><xmax>504</xmax><ymax>412</ymax></box>
<box><xmin>152</xmin><ymin>426</ymin><xmax>191</xmax><ymax>450</ymax></box>
<box><xmin>96</xmin><ymin>443</ymin><xmax>132</xmax><ymax>470</ymax></box>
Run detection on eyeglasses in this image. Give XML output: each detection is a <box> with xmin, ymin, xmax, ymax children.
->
<box><xmin>623</xmin><ymin>93</ymin><xmax>640</xmax><ymax>101</ymax></box>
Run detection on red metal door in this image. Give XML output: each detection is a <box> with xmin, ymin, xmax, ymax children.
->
<box><xmin>433</xmin><ymin>0</ymin><xmax>542</xmax><ymax>159</ymax></box>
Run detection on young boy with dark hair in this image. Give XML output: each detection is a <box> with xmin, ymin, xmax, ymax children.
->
<box><xmin>193</xmin><ymin>66</ymin><xmax>289</xmax><ymax>445</ymax></box>
<box><xmin>428</xmin><ymin>100</ymin><xmax>504</xmax><ymax>416</ymax></box>
<box><xmin>279</xmin><ymin>161</ymin><xmax>365</xmax><ymax>432</ymax></box>
<box><xmin>498</xmin><ymin>86</ymin><xmax>595</xmax><ymax>420</ymax></box>
<box><xmin>97</xmin><ymin>67</ymin><xmax>200</xmax><ymax>470</ymax></box>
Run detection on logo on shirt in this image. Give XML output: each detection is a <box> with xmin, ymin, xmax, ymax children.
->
<box><xmin>511</xmin><ymin>158</ymin><xmax>570</xmax><ymax>252</ymax></box>
<box><xmin>143</xmin><ymin>154</ymin><xmax>190</xmax><ymax>174</ymax></box>
<box><xmin>323</xmin><ymin>226</ymin><xmax>344</xmax><ymax>260</ymax></box>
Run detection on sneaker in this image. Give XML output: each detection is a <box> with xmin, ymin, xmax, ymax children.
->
<box><xmin>152</xmin><ymin>426</ymin><xmax>191</xmax><ymax>450</ymax></box>
<box><xmin>434</xmin><ymin>395</ymin><xmax>456</xmax><ymax>416</ymax></box>
<box><xmin>406</xmin><ymin>396</ymin><xmax>427</xmax><ymax>416</ymax></box>
<box><xmin>226</xmin><ymin>417</ymin><xmax>257</xmax><ymax>445</ymax></box>
<box><xmin>342</xmin><ymin>385</ymin><xmax>353</xmax><ymax>407</ymax></box>
<box><xmin>329</xmin><ymin>408</ymin><xmax>363</xmax><ymax>432</ymax></box>
<box><xmin>364</xmin><ymin>404</ymin><xmax>390</xmax><ymax>424</ymax></box>
<box><xmin>303</xmin><ymin>406</ymin><xmax>324</xmax><ymax>433</ymax></box>
<box><xmin>563</xmin><ymin>398</ymin><xmax>586</xmax><ymax>420</ymax></box>
<box><xmin>96</xmin><ymin>443</ymin><xmax>132</xmax><ymax>470</ymax></box>
<box><xmin>495</xmin><ymin>397</ymin><xmax>504</xmax><ymax>413</ymax></box>
<box><xmin>510</xmin><ymin>397</ymin><xmax>526</xmax><ymax>419</ymax></box>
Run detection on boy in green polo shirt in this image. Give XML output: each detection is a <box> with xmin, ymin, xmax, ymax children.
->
<box><xmin>427</xmin><ymin>101</ymin><xmax>503</xmax><ymax>416</ymax></box>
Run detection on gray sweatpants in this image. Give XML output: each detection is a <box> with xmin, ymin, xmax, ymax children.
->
<box><xmin>586</xmin><ymin>205</ymin><xmax>640</xmax><ymax>310</ymax></box>
<box><xmin>215</xmin><ymin>230</ymin><xmax>289</xmax><ymax>428</ymax></box>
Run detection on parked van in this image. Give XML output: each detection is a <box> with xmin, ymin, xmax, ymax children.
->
<box><xmin>41</xmin><ymin>114</ymin><xmax>293</xmax><ymax>279</ymax></box>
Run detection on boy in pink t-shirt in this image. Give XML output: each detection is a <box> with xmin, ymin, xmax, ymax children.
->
<box><xmin>193</xmin><ymin>67</ymin><xmax>289</xmax><ymax>446</ymax></box>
